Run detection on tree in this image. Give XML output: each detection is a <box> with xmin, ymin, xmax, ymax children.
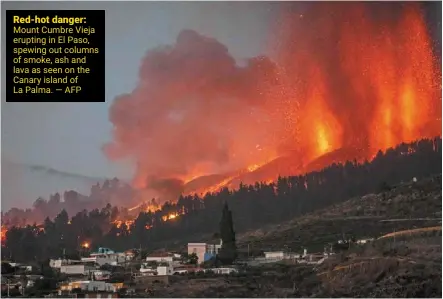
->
<box><xmin>40</xmin><ymin>260</ymin><xmax>55</xmax><ymax>278</ymax></box>
<box><xmin>54</xmin><ymin>209</ymin><xmax>69</xmax><ymax>227</ymax></box>
<box><xmin>188</xmin><ymin>253</ymin><xmax>198</xmax><ymax>265</ymax></box>
<box><xmin>218</xmin><ymin>202</ymin><xmax>237</xmax><ymax>265</ymax></box>
<box><xmin>180</xmin><ymin>252</ymin><xmax>189</xmax><ymax>263</ymax></box>
<box><xmin>147</xmin><ymin>261</ymin><xmax>158</xmax><ymax>268</ymax></box>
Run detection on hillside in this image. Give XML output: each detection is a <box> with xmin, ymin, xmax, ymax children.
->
<box><xmin>1</xmin><ymin>161</ymin><xmax>108</xmax><ymax>210</ymax></box>
<box><xmin>237</xmin><ymin>174</ymin><xmax>442</xmax><ymax>252</ymax></box>
<box><xmin>3</xmin><ymin>138</ymin><xmax>441</xmax><ymax>264</ymax></box>
<box><xmin>142</xmin><ymin>174</ymin><xmax>441</xmax><ymax>298</ymax></box>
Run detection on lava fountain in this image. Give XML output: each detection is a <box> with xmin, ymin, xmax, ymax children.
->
<box><xmin>105</xmin><ymin>2</ymin><xmax>441</xmax><ymax>200</ymax></box>
<box><xmin>273</xmin><ymin>2</ymin><xmax>441</xmax><ymax>158</ymax></box>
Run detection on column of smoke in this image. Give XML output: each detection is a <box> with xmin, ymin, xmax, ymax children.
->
<box><xmin>105</xmin><ymin>2</ymin><xmax>441</xmax><ymax>203</ymax></box>
<box><xmin>104</xmin><ymin>29</ymin><xmax>283</xmax><ymax>201</ymax></box>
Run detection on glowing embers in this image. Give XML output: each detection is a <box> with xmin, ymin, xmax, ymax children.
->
<box><xmin>1</xmin><ymin>226</ymin><xmax>7</xmax><ymax>245</ymax></box>
<box><xmin>335</xmin><ymin>3</ymin><xmax>441</xmax><ymax>151</ymax></box>
<box><xmin>162</xmin><ymin>213</ymin><xmax>179</xmax><ymax>222</ymax></box>
<box><xmin>113</xmin><ymin>219</ymin><xmax>134</xmax><ymax>230</ymax></box>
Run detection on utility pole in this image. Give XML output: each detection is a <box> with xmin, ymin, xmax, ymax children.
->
<box><xmin>247</xmin><ymin>244</ymin><xmax>250</xmax><ymax>258</ymax></box>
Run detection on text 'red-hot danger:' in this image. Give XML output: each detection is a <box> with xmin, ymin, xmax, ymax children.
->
<box><xmin>6</xmin><ymin>10</ymin><xmax>105</xmax><ymax>103</ymax></box>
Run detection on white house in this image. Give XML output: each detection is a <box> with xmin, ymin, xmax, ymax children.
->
<box><xmin>356</xmin><ymin>238</ymin><xmax>374</xmax><ymax>244</ymax></box>
<box><xmin>59</xmin><ymin>264</ymin><xmax>96</xmax><ymax>276</ymax></box>
<box><xmin>139</xmin><ymin>264</ymin><xmax>156</xmax><ymax>276</ymax></box>
<box><xmin>156</xmin><ymin>265</ymin><xmax>173</xmax><ymax>276</ymax></box>
<box><xmin>91</xmin><ymin>247</ymin><xmax>115</xmax><ymax>255</ymax></box>
<box><xmin>140</xmin><ymin>263</ymin><xmax>173</xmax><ymax>276</ymax></box>
<box><xmin>263</xmin><ymin>251</ymin><xmax>302</xmax><ymax>261</ymax></box>
<box><xmin>50</xmin><ymin>259</ymin><xmax>82</xmax><ymax>269</ymax></box>
<box><xmin>145</xmin><ymin>252</ymin><xmax>174</xmax><ymax>264</ymax></box>
<box><xmin>7</xmin><ymin>263</ymin><xmax>33</xmax><ymax>272</ymax></box>
<box><xmin>264</xmin><ymin>251</ymin><xmax>285</xmax><ymax>260</ymax></box>
<box><xmin>81</xmin><ymin>255</ymin><xmax>125</xmax><ymax>266</ymax></box>
<box><xmin>206</xmin><ymin>241</ymin><xmax>222</xmax><ymax>255</ymax></box>
<box><xmin>209</xmin><ymin>267</ymin><xmax>238</xmax><ymax>275</ymax></box>
<box><xmin>81</xmin><ymin>247</ymin><xmax>129</xmax><ymax>266</ymax></box>
<box><xmin>50</xmin><ymin>259</ymin><xmax>96</xmax><ymax>273</ymax></box>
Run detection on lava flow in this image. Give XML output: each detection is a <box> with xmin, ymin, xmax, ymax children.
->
<box><xmin>104</xmin><ymin>2</ymin><xmax>441</xmax><ymax>211</ymax></box>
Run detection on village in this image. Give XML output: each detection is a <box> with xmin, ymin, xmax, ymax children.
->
<box><xmin>1</xmin><ymin>235</ymin><xmax>373</xmax><ymax>298</ymax></box>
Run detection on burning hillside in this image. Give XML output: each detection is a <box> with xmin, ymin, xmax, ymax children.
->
<box><xmin>105</xmin><ymin>2</ymin><xmax>440</xmax><ymax>203</ymax></box>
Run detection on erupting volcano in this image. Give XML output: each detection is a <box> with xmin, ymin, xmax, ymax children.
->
<box><xmin>104</xmin><ymin>2</ymin><xmax>441</xmax><ymax>204</ymax></box>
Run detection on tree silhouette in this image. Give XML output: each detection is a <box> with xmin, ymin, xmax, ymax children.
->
<box><xmin>1</xmin><ymin>137</ymin><xmax>442</xmax><ymax>263</ymax></box>
<box><xmin>218</xmin><ymin>202</ymin><xmax>237</xmax><ymax>265</ymax></box>
<box><xmin>188</xmin><ymin>253</ymin><xmax>198</xmax><ymax>265</ymax></box>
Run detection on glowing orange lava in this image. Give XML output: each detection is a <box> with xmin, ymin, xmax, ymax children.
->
<box><xmin>162</xmin><ymin>213</ymin><xmax>179</xmax><ymax>221</ymax></box>
<box><xmin>335</xmin><ymin>3</ymin><xmax>441</xmax><ymax>152</ymax></box>
<box><xmin>113</xmin><ymin>219</ymin><xmax>135</xmax><ymax>229</ymax></box>
<box><xmin>1</xmin><ymin>226</ymin><xmax>7</xmax><ymax>246</ymax></box>
<box><xmin>299</xmin><ymin>66</ymin><xmax>343</xmax><ymax>161</ymax></box>
<box><xmin>199</xmin><ymin>175</ymin><xmax>236</xmax><ymax>194</ymax></box>
<box><xmin>192</xmin><ymin>3</ymin><xmax>441</xmax><ymax>195</ymax></box>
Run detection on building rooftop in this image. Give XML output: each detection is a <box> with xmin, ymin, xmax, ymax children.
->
<box><xmin>146</xmin><ymin>252</ymin><xmax>174</xmax><ymax>258</ymax></box>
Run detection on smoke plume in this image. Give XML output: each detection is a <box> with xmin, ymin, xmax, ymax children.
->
<box><xmin>105</xmin><ymin>3</ymin><xmax>441</xmax><ymax>197</ymax></box>
<box><xmin>104</xmin><ymin>29</ymin><xmax>281</xmax><ymax>191</ymax></box>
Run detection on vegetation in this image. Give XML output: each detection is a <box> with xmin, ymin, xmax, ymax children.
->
<box><xmin>2</xmin><ymin>137</ymin><xmax>441</xmax><ymax>263</ymax></box>
<box><xmin>124</xmin><ymin>176</ymin><xmax>442</xmax><ymax>298</ymax></box>
<box><xmin>2</xmin><ymin>146</ymin><xmax>441</xmax><ymax>298</ymax></box>
<box><xmin>136</xmin><ymin>233</ymin><xmax>441</xmax><ymax>298</ymax></box>
<box><xmin>179</xmin><ymin>252</ymin><xmax>198</xmax><ymax>265</ymax></box>
<box><xmin>218</xmin><ymin>202</ymin><xmax>238</xmax><ymax>264</ymax></box>
<box><xmin>237</xmin><ymin>173</ymin><xmax>442</xmax><ymax>253</ymax></box>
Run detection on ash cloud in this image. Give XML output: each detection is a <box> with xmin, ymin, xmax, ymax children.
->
<box><xmin>104</xmin><ymin>29</ymin><xmax>279</xmax><ymax>190</ymax></box>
